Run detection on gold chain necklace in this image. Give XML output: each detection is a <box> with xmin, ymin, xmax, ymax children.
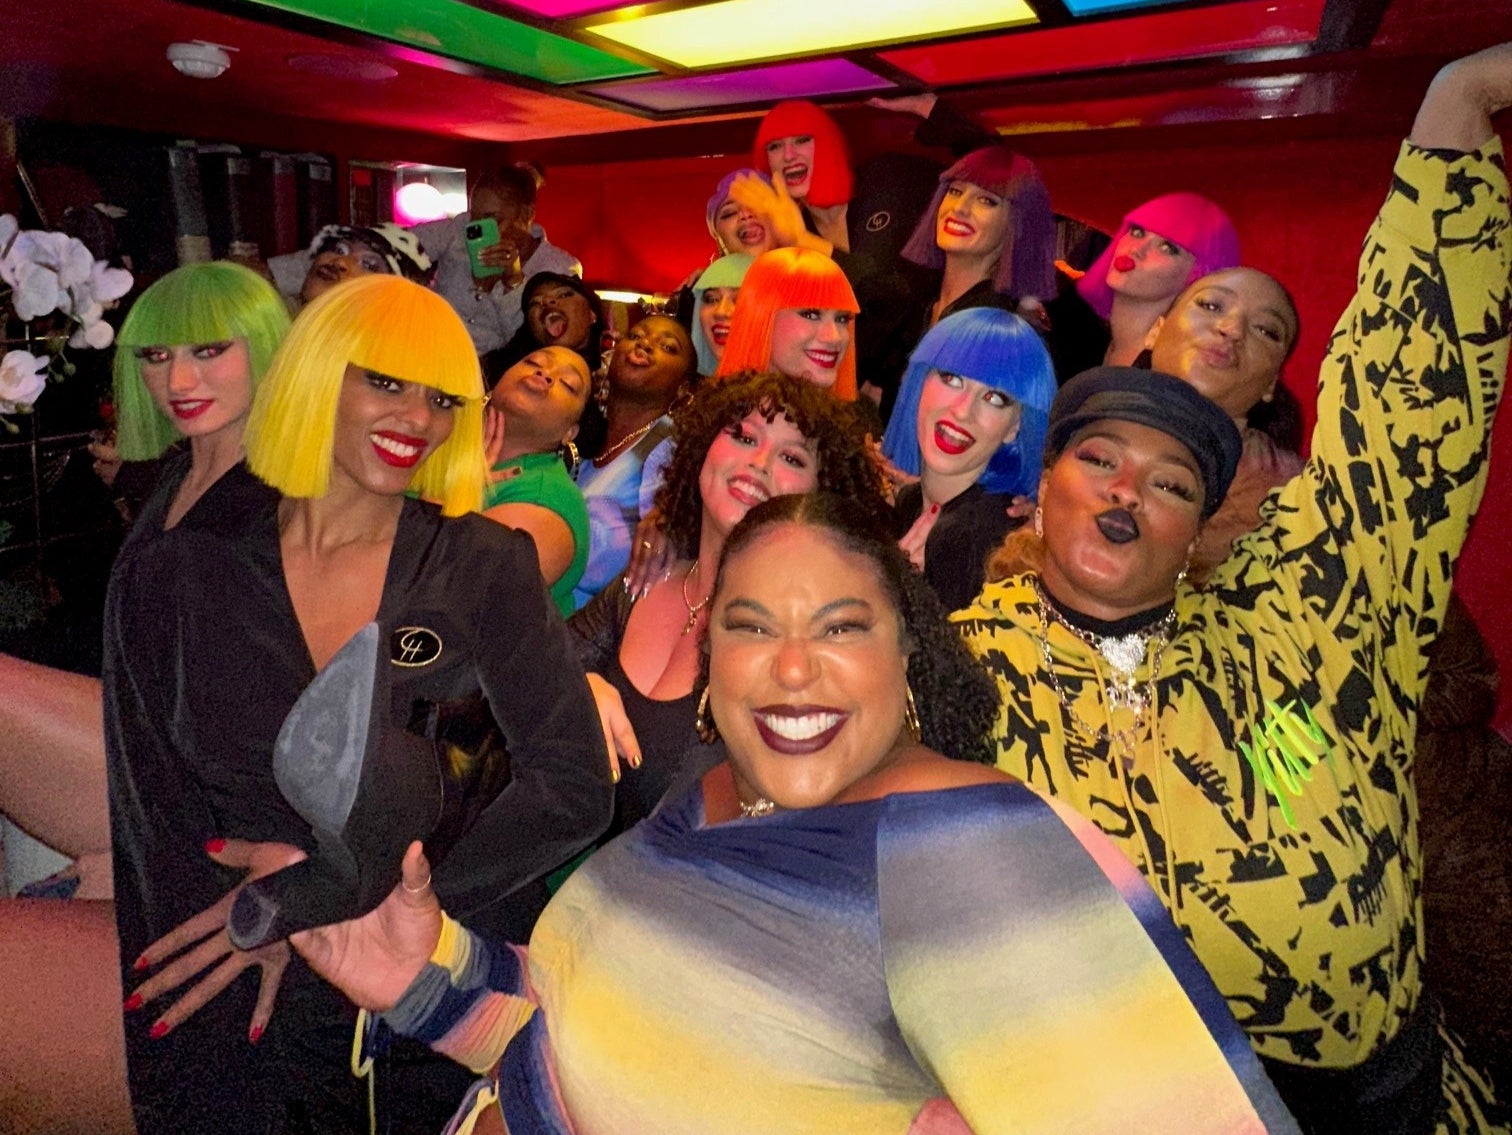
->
<box><xmin>1031</xmin><ymin>576</ymin><xmax>1174</xmax><ymax>760</ymax></box>
<box><xmin>737</xmin><ymin>796</ymin><xmax>777</xmax><ymax>817</ymax></box>
<box><xmin>593</xmin><ymin>419</ymin><xmax>656</xmax><ymax>467</ymax></box>
<box><xmin>680</xmin><ymin>559</ymin><xmax>709</xmax><ymax>635</ymax></box>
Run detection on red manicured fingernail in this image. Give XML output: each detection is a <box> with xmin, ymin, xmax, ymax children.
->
<box><xmin>149</xmin><ymin>1021</ymin><xmax>169</xmax><ymax>1040</ymax></box>
<box><xmin>123</xmin><ymin>993</ymin><xmax>143</xmax><ymax>1011</ymax></box>
<box><xmin>132</xmin><ymin>953</ymin><xmax>150</xmax><ymax>972</ymax></box>
<box><xmin>249</xmin><ymin>1025</ymin><xmax>264</xmax><ymax>1044</ymax></box>
<box><xmin>204</xmin><ymin>838</ymin><xmax>226</xmax><ymax>854</ymax></box>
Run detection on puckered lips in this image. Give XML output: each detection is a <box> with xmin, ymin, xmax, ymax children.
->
<box><xmin>1095</xmin><ymin>507</ymin><xmax>1140</xmax><ymax>545</ymax></box>
<box><xmin>516</xmin><ymin>366</ymin><xmax>552</xmax><ymax>396</ymax></box>
<box><xmin>932</xmin><ymin>419</ymin><xmax>975</xmax><ymax>457</ymax></box>
<box><xmin>752</xmin><ymin>704</ymin><xmax>849</xmax><ymax>755</ymax></box>
<box><xmin>370</xmin><ymin>430</ymin><xmax>428</xmax><ymax>469</ymax></box>
<box><xmin>169</xmin><ymin>398</ymin><xmax>213</xmax><ymax>421</ymax></box>
<box><xmin>1197</xmin><ymin>338</ymin><xmax>1238</xmax><ymax>369</ymax></box>
<box><xmin>1111</xmin><ymin>254</ymin><xmax>1137</xmax><ymax>273</ymax></box>
<box><xmin>621</xmin><ymin>342</ymin><xmax>655</xmax><ymax>370</ymax></box>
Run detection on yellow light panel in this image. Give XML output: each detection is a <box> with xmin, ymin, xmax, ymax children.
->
<box><xmin>584</xmin><ymin>0</ymin><xmax>1037</xmax><ymax>70</ymax></box>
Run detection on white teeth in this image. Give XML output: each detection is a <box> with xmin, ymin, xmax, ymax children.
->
<box><xmin>730</xmin><ymin>477</ymin><xmax>769</xmax><ymax>502</ymax></box>
<box><xmin>937</xmin><ymin>422</ymin><xmax>972</xmax><ymax>445</ymax></box>
<box><xmin>371</xmin><ymin>434</ymin><xmax>422</xmax><ymax>459</ymax></box>
<box><xmin>758</xmin><ymin>712</ymin><xmax>841</xmax><ymax>740</ymax></box>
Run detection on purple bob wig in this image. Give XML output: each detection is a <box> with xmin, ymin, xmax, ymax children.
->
<box><xmin>705</xmin><ymin>168</ymin><xmax>773</xmax><ymax>244</ymax></box>
<box><xmin>901</xmin><ymin>145</ymin><xmax>1058</xmax><ymax>300</ymax></box>
<box><xmin>1075</xmin><ymin>192</ymin><xmax>1240</xmax><ymax>319</ymax></box>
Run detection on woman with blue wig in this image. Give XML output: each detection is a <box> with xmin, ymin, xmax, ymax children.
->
<box><xmin>882</xmin><ymin>306</ymin><xmax>1055</xmax><ymax>610</ymax></box>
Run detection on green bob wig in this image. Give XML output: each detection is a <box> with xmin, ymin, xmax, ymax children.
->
<box><xmin>112</xmin><ymin>261</ymin><xmax>291</xmax><ymax>461</ymax></box>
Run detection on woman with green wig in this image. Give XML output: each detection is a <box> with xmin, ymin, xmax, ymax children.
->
<box><xmin>3</xmin><ymin>272</ymin><xmax>613</xmax><ymax>1135</ymax></box>
<box><xmin>0</xmin><ymin>260</ymin><xmax>290</xmax><ymax>1134</ymax></box>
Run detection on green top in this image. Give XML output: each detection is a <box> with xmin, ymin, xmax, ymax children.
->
<box><xmin>485</xmin><ymin>451</ymin><xmax>590</xmax><ymax>618</ymax></box>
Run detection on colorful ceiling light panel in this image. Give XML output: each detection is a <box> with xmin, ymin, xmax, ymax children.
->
<box><xmin>582</xmin><ymin>0</ymin><xmax>1037</xmax><ymax>70</ymax></box>
<box><xmin>247</xmin><ymin>0</ymin><xmax>649</xmax><ymax>83</ymax></box>
<box><xmin>587</xmin><ymin>59</ymin><xmax>895</xmax><ymax>113</ymax></box>
<box><xmin>1060</xmin><ymin>0</ymin><xmax>1178</xmax><ymax>13</ymax></box>
<box><xmin>492</xmin><ymin>0</ymin><xmax>627</xmax><ymax>17</ymax></box>
<box><xmin>880</xmin><ymin>0</ymin><xmax>1324</xmax><ymax>87</ymax></box>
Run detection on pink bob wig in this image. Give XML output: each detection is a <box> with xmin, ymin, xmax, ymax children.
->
<box><xmin>901</xmin><ymin>145</ymin><xmax>1058</xmax><ymax>300</ymax></box>
<box><xmin>1076</xmin><ymin>192</ymin><xmax>1240</xmax><ymax>319</ymax></box>
<box><xmin>714</xmin><ymin>247</ymin><xmax>860</xmax><ymax>402</ymax></box>
<box><xmin>752</xmin><ymin>100</ymin><xmax>853</xmax><ymax>209</ymax></box>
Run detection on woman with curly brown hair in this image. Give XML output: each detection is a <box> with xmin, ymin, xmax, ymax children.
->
<box><xmin>569</xmin><ymin>370</ymin><xmax>888</xmax><ymax>833</ymax></box>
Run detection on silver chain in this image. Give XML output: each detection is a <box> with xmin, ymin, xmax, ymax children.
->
<box><xmin>1031</xmin><ymin>577</ymin><xmax>1173</xmax><ymax>761</ymax></box>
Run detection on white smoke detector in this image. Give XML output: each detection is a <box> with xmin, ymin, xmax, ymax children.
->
<box><xmin>167</xmin><ymin>41</ymin><xmax>237</xmax><ymax>80</ymax></box>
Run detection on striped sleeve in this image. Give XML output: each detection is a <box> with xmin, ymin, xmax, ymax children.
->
<box><xmin>380</xmin><ymin>914</ymin><xmax>538</xmax><ymax>1074</ymax></box>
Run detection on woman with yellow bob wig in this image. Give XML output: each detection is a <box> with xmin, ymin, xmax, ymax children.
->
<box><xmin>102</xmin><ymin>272</ymin><xmax>613</xmax><ymax>1135</ymax></box>
<box><xmin>247</xmin><ymin>272</ymin><xmax>487</xmax><ymax>516</ymax></box>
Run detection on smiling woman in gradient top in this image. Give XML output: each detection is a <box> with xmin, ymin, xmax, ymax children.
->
<box><xmin>569</xmin><ymin>372</ymin><xmax>888</xmax><ymax>838</ymax></box>
<box><xmin>287</xmin><ymin>489</ymin><xmax>1298</xmax><ymax>1135</ymax></box>
<box><xmin>714</xmin><ymin>247</ymin><xmax>859</xmax><ymax>400</ymax></box>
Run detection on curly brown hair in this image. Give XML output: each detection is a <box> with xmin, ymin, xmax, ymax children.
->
<box><xmin>655</xmin><ymin>370</ymin><xmax>890</xmax><ymax>560</ymax></box>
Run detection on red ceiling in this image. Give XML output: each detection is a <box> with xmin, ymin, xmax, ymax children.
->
<box><xmin>1</xmin><ymin>0</ymin><xmax>1511</xmax><ymax>163</ymax></box>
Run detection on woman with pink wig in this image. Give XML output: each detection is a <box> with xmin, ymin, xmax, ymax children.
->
<box><xmin>714</xmin><ymin>247</ymin><xmax>860</xmax><ymax>401</ymax></box>
<box><xmin>1076</xmin><ymin>192</ymin><xmax>1241</xmax><ymax>365</ymax></box>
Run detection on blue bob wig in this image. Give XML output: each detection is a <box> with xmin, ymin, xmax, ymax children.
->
<box><xmin>880</xmin><ymin>307</ymin><xmax>1056</xmax><ymax>498</ymax></box>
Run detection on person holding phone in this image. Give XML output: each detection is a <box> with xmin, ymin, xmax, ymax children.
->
<box><xmin>413</xmin><ymin>162</ymin><xmax>583</xmax><ymax>356</ymax></box>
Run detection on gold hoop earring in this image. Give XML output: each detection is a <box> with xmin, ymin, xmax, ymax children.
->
<box><xmin>904</xmin><ymin>683</ymin><xmax>921</xmax><ymax>743</ymax></box>
<box><xmin>695</xmin><ymin>687</ymin><xmax>719</xmax><ymax>744</ymax></box>
<box><xmin>1174</xmin><ymin>560</ymin><xmax>1190</xmax><ymax>590</ymax></box>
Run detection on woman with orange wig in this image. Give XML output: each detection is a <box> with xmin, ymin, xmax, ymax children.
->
<box><xmin>713</xmin><ymin>247</ymin><xmax>860</xmax><ymax>401</ymax></box>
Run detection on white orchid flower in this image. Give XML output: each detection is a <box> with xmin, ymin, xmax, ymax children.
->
<box><xmin>0</xmin><ymin>350</ymin><xmax>50</xmax><ymax>413</ymax></box>
<box><xmin>89</xmin><ymin>260</ymin><xmax>133</xmax><ymax>303</ymax></box>
<box><xmin>70</xmin><ymin>314</ymin><xmax>115</xmax><ymax>349</ymax></box>
<box><xmin>11</xmin><ymin>261</ymin><xmax>61</xmax><ymax>321</ymax></box>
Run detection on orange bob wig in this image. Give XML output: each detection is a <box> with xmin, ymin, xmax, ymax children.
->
<box><xmin>714</xmin><ymin>248</ymin><xmax>860</xmax><ymax>401</ymax></box>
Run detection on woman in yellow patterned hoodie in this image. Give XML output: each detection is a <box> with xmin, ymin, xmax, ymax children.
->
<box><xmin>956</xmin><ymin>44</ymin><xmax>1512</xmax><ymax>1135</ymax></box>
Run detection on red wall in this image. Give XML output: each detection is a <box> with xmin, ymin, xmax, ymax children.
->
<box><xmin>535</xmin><ymin>126</ymin><xmax>1512</xmax><ymax>733</ymax></box>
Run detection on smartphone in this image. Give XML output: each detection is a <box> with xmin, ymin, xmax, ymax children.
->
<box><xmin>465</xmin><ymin>217</ymin><xmax>503</xmax><ymax>280</ymax></box>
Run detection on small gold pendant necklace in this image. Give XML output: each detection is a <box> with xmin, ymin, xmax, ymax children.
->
<box><xmin>680</xmin><ymin>560</ymin><xmax>709</xmax><ymax>635</ymax></box>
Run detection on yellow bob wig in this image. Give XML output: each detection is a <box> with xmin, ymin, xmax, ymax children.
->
<box><xmin>714</xmin><ymin>247</ymin><xmax>860</xmax><ymax>401</ymax></box>
<box><xmin>245</xmin><ymin>275</ymin><xmax>484</xmax><ymax>517</ymax></box>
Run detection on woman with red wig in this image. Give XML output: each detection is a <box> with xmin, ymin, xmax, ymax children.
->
<box><xmin>1076</xmin><ymin>192</ymin><xmax>1241</xmax><ymax>365</ymax></box>
<box><xmin>744</xmin><ymin>98</ymin><xmax>998</xmax><ymax>409</ymax></box>
<box><xmin>713</xmin><ymin>247</ymin><xmax>860</xmax><ymax>401</ymax></box>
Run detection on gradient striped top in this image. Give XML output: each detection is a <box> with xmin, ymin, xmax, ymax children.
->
<box><xmin>387</xmin><ymin>779</ymin><xmax>1298</xmax><ymax>1134</ymax></box>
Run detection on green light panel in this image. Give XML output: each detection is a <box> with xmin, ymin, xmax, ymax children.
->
<box><xmin>247</xmin><ymin>0</ymin><xmax>651</xmax><ymax>84</ymax></box>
